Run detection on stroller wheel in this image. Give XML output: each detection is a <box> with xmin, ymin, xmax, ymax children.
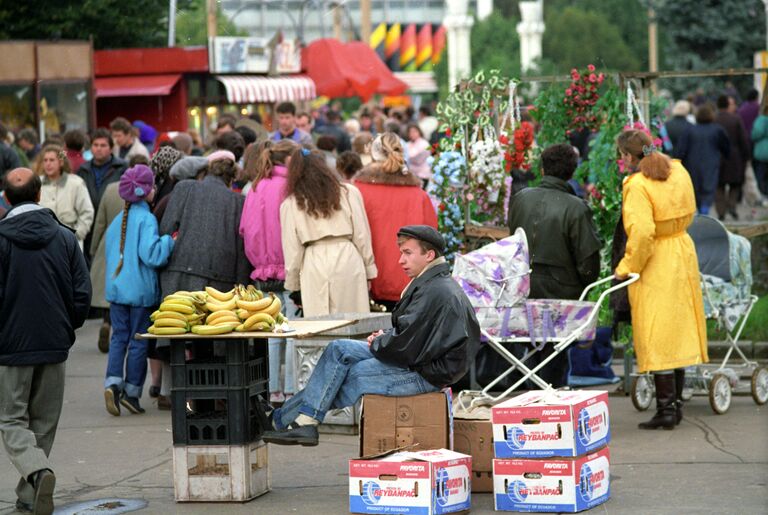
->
<box><xmin>708</xmin><ymin>374</ymin><xmax>732</xmax><ymax>414</ymax></box>
<box><xmin>751</xmin><ymin>367</ymin><xmax>768</xmax><ymax>405</ymax></box>
<box><xmin>630</xmin><ymin>375</ymin><xmax>653</xmax><ymax>411</ymax></box>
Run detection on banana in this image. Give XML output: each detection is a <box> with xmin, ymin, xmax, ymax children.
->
<box><xmin>190</xmin><ymin>323</ymin><xmax>238</xmax><ymax>335</ymax></box>
<box><xmin>251</xmin><ymin>321</ymin><xmax>273</xmax><ymax>332</ymax></box>
<box><xmin>159</xmin><ymin>301</ymin><xmax>195</xmax><ymax>314</ymax></box>
<box><xmin>236</xmin><ymin>309</ymin><xmax>252</xmax><ymax>320</ymax></box>
<box><xmin>211</xmin><ymin>316</ymin><xmax>240</xmax><ymax>326</ymax></box>
<box><xmin>186</xmin><ymin>312</ymin><xmax>206</xmax><ymax>321</ymax></box>
<box><xmin>206</xmin><ymin>310</ymin><xmax>238</xmax><ymax>324</ymax></box>
<box><xmin>242</xmin><ymin>312</ymin><xmax>275</xmax><ymax>330</ymax></box>
<box><xmin>206</xmin><ymin>286</ymin><xmax>235</xmax><ymax>302</ymax></box>
<box><xmin>148</xmin><ymin>325</ymin><xmax>188</xmax><ymax>335</ymax></box>
<box><xmin>163</xmin><ymin>295</ymin><xmax>195</xmax><ymax>306</ymax></box>
<box><xmin>155</xmin><ymin>311</ymin><xmax>188</xmax><ymax>322</ymax></box>
<box><xmin>247</xmin><ymin>285</ymin><xmax>264</xmax><ymax>300</ymax></box>
<box><xmin>205</xmin><ymin>297</ymin><xmax>238</xmax><ymax>312</ymax></box>
<box><xmin>236</xmin><ymin>296</ymin><xmax>272</xmax><ymax>312</ymax></box>
<box><xmin>154</xmin><ymin>318</ymin><xmax>188</xmax><ymax>329</ymax></box>
<box><xmin>150</xmin><ymin>310</ymin><xmax>160</xmax><ymax>321</ymax></box>
<box><xmin>264</xmin><ymin>294</ymin><xmax>282</xmax><ymax>317</ymax></box>
<box><xmin>275</xmin><ymin>313</ymin><xmax>285</xmax><ymax>324</ymax></box>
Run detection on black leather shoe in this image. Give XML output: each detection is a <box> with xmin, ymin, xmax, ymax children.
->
<box><xmin>98</xmin><ymin>322</ymin><xmax>111</xmax><ymax>353</ymax></box>
<box><xmin>31</xmin><ymin>469</ymin><xmax>55</xmax><ymax>515</ymax></box>
<box><xmin>262</xmin><ymin>424</ymin><xmax>319</xmax><ymax>446</ymax></box>
<box><xmin>120</xmin><ymin>395</ymin><xmax>145</xmax><ymax>414</ymax></box>
<box><xmin>104</xmin><ymin>386</ymin><xmax>121</xmax><ymax>417</ymax></box>
<box><xmin>15</xmin><ymin>500</ymin><xmax>33</xmax><ymax>513</ymax></box>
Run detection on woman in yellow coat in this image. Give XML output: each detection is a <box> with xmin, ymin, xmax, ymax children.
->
<box><xmin>615</xmin><ymin>129</ymin><xmax>708</xmax><ymax>430</ymax></box>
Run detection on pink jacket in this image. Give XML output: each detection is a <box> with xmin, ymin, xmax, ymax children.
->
<box><xmin>239</xmin><ymin>165</ymin><xmax>288</xmax><ymax>281</ymax></box>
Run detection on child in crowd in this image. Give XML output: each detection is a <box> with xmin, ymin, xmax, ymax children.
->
<box><xmin>103</xmin><ymin>165</ymin><xmax>174</xmax><ymax>416</ymax></box>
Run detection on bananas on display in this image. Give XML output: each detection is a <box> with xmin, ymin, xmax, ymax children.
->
<box><xmin>146</xmin><ymin>284</ymin><xmax>287</xmax><ymax>336</ymax></box>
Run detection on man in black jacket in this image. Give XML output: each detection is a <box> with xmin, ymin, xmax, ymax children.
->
<box><xmin>263</xmin><ymin>225</ymin><xmax>480</xmax><ymax>446</ymax></box>
<box><xmin>0</xmin><ymin>168</ymin><xmax>91</xmax><ymax>515</ymax></box>
<box><xmin>507</xmin><ymin>143</ymin><xmax>601</xmax><ymax>388</ymax></box>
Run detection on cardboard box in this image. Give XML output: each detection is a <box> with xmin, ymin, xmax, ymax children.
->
<box><xmin>491</xmin><ymin>390</ymin><xmax>610</xmax><ymax>458</ymax></box>
<box><xmin>349</xmin><ymin>448</ymin><xmax>472</xmax><ymax>515</ymax></box>
<box><xmin>493</xmin><ymin>447</ymin><xmax>610</xmax><ymax>512</ymax></box>
<box><xmin>359</xmin><ymin>390</ymin><xmax>453</xmax><ymax>457</ymax></box>
<box><xmin>453</xmin><ymin>418</ymin><xmax>494</xmax><ymax>492</ymax></box>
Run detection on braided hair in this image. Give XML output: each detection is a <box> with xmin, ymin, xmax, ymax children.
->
<box><xmin>112</xmin><ymin>201</ymin><xmax>131</xmax><ymax>277</ymax></box>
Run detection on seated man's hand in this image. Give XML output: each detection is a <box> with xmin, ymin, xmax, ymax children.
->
<box><xmin>367</xmin><ymin>330</ymin><xmax>384</xmax><ymax>346</ymax></box>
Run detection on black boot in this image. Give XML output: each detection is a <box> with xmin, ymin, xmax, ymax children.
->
<box><xmin>674</xmin><ymin>368</ymin><xmax>685</xmax><ymax>425</ymax></box>
<box><xmin>638</xmin><ymin>373</ymin><xmax>677</xmax><ymax>430</ymax></box>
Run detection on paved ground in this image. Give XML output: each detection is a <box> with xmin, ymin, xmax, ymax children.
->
<box><xmin>0</xmin><ymin>320</ymin><xmax>766</xmax><ymax>515</ymax></box>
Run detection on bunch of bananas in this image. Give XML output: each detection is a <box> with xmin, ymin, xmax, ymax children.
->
<box><xmin>147</xmin><ymin>292</ymin><xmax>207</xmax><ymax>335</ymax></box>
<box><xmin>146</xmin><ymin>285</ymin><xmax>287</xmax><ymax>336</ymax></box>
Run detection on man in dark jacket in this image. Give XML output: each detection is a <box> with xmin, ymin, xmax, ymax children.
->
<box><xmin>0</xmin><ymin>168</ymin><xmax>91</xmax><ymax>515</ymax></box>
<box><xmin>715</xmin><ymin>95</ymin><xmax>750</xmax><ymax>221</ymax></box>
<box><xmin>507</xmin><ymin>143</ymin><xmax>601</xmax><ymax>387</ymax></box>
<box><xmin>263</xmin><ymin>225</ymin><xmax>480</xmax><ymax>446</ymax></box>
<box><xmin>77</xmin><ymin>128</ymin><xmax>127</xmax><ymax>265</ymax></box>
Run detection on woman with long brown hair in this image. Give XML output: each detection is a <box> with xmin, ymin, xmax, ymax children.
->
<box><xmin>37</xmin><ymin>143</ymin><xmax>94</xmax><ymax>250</ymax></box>
<box><xmin>615</xmin><ymin>129</ymin><xmax>707</xmax><ymax>430</ymax></box>
<box><xmin>280</xmin><ymin>147</ymin><xmax>377</xmax><ymax>316</ymax></box>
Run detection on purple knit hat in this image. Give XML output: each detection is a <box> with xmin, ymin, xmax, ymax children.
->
<box><xmin>119</xmin><ymin>164</ymin><xmax>155</xmax><ymax>203</ymax></box>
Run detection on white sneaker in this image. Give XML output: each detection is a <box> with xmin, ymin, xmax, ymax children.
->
<box><xmin>270</xmin><ymin>392</ymin><xmax>286</xmax><ymax>404</ymax></box>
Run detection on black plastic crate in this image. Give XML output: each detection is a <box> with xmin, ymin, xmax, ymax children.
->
<box><xmin>170</xmin><ymin>339</ymin><xmax>269</xmax><ymax>390</ymax></box>
<box><xmin>171</xmin><ymin>383</ymin><xmax>270</xmax><ymax>445</ymax></box>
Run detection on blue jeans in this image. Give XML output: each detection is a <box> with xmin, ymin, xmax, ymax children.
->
<box><xmin>272</xmin><ymin>339</ymin><xmax>439</xmax><ymax>429</ymax></box>
<box><xmin>105</xmin><ymin>303</ymin><xmax>153</xmax><ymax>398</ymax></box>
<box><xmin>268</xmin><ymin>291</ymin><xmax>297</xmax><ymax>394</ymax></box>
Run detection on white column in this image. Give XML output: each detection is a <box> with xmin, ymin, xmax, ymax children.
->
<box><xmin>477</xmin><ymin>0</ymin><xmax>494</xmax><ymax>21</ymax></box>
<box><xmin>444</xmin><ymin>0</ymin><xmax>475</xmax><ymax>91</ymax></box>
<box><xmin>517</xmin><ymin>0</ymin><xmax>545</xmax><ymax>73</ymax></box>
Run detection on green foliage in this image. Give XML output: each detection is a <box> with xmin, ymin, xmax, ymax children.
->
<box><xmin>543</xmin><ymin>7</ymin><xmax>640</xmax><ymax>72</ymax></box>
<box><xmin>0</xmin><ymin>0</ymin><xmax>192</xmax><ymax>49</ymax></box>
<box><xmin>175</xmin><ymin>0</ymin><xmax>247</xmax><ymax>47</ymax></box>
<box><xmin>470</xmin><ymin>12</ymin><xmax>521</xmax><ymax>81</ymax></box>
<box><xmin>655</xmin><ymin>0</ymin><xmax>766</xmax><ymax>94</ymax></box>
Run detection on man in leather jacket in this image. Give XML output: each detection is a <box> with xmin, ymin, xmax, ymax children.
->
<box><xmin>263</xmin><ymin>225</ymin><xmax>480</xmax><ymax>446</ymax></box>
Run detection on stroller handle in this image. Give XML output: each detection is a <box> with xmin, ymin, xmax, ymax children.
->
<box><xmin>578</xmin><ymin>273</ymin><xmax>640</xmax><ymax>301</ymax></box>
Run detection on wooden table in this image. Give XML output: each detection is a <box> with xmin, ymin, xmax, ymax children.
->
<box><xmin>137</xmin><ymin>319</ymin><xmax>355</xmax><ymax>340</ymax></box>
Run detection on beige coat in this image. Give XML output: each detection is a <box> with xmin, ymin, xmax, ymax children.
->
<box><xmin>40</xmin><ymin>173</ymin><xmax>94</xmax><ymax>245</ymax></box>
<box><xmin>113</xmin><ymin>137</ymin><xmax>149</xmax><ymax>161</ymax></box>
<box><xmin>89</xmin><ymin>182</ymin><xmax>125</xmax><ymax>308</ymax></box>
<box><xmin>280</xmin><ymin>184</ymin><xmax>377</xmax><ymax>316</ymax></box>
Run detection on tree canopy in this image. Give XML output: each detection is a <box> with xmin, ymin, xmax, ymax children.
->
<box><xmin>0</xmin><ymin>0</ymin><xmax>192</xmax><ymax>49</ymax></box>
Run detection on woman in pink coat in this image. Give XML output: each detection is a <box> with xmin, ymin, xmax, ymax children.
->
<box><xmin>240</xmin><ymin>139</ymin><xmax>298</xmax><ymax>404</ymax></box>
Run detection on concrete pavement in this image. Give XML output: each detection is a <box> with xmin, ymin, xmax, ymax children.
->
<box><xmin>0</xmin><ymin>319</ymin><xmax>766</xmax><ymax>514</ymax></box>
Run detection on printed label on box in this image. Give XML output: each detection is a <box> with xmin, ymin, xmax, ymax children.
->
<box><xmin>492</xmin><ymin>390</ymin><xmax>610</xmax><ymax>458</ymax></box>
<box><xmin>350</xmin><ymin>449</ymin><xmax>471</xmax><ymax>515</ymax></box>
<box><xmin>493</xmin><ymin>447</ymin><xmax>610</xmax><ymax>512</ymax></box>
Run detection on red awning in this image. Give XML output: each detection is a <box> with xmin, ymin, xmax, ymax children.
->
<box><xmin>216</xmin><ymin>75</ymin><xmax>316</xmax><ymax>104</ymax></box>
<box><xmin>302</xmin><ymin>39</ymin><xmax>408</xmax><ymax>101</ymax></box>
<box><xmin>94</xmin><ymin>74</ymin><xmax>182</xmax><ymax>98</ymax></box>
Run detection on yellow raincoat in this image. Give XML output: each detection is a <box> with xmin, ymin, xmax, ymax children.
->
<box><xmin>616</xmin><ymin>160</ymin><xmax>708</xmax><ymax>373</ymax></box>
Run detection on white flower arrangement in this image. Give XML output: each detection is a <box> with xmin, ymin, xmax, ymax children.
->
<box><xmin>469</xmin><ymin>137</ymin><xmax>504</xmax><ymax>204</ymax></box>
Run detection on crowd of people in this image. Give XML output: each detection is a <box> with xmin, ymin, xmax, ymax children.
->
<box><xmin>0</xmin><ymin>83</ymin><xmax>757</xmax><ymax>511</ymax></box>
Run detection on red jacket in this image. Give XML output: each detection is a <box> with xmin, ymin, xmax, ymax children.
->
<box><xmin>354</xmin><ymin>164</ymin><xmax>438</xmax><ymax>301</ymax></box>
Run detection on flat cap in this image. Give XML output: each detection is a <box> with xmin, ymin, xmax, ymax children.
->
<box><xmin>397</xmin><ymin>225</ymin><xmax>445</xmax><ymax>253</ymax></box>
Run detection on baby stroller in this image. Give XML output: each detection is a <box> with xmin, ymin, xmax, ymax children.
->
<box><xmin>452</xmin><ymin>229</ymin><xmax>638</xmax><ymax>411</ymax></box>
<box><xmin>630</xmin><ymin>216</ymin><xmax>767</xmax><ymax>414</ymax></box>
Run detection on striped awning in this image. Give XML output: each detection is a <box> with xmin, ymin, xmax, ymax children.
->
<box><xmin>216</xmin><ymin>75</ymin><xmax>316</xmax><ymax>104</ymax></box>
<box><xmin>393</xmin><ymin>72</ymin><xmax>438</xmax><ymax>93</ymax></box>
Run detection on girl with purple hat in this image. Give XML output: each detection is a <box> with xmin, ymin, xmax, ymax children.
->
<box><xmin>103</xmin><ymin>164</ymin><xmax>175</xmax><ymax>416</ymax></box>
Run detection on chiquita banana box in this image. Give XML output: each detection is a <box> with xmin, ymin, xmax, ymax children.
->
<box><xmin>493</xmin><ymin>446</ymin><xmax>610</xmax><ymax>512</ymax></box>
<box><xmin>491</xmin><ymin>390</ymin><xmax>610</xmax><ymax>458</ymax></box>
<box><xmin>349</xmin><ymin>449</ymin><xmax>471</xmax><ymax>515</ymax></box>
